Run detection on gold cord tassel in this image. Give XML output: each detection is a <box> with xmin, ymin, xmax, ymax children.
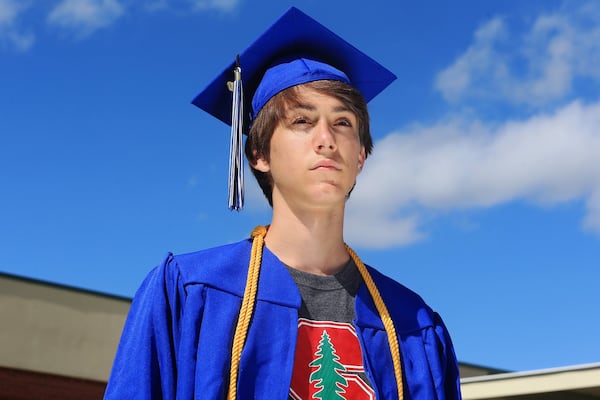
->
<box><xmin>227</xmin><ymin>226</ymin><xmax>266</xmax><ymax>400</ymax></box>
<box><xmin>227</xmin><ymin>55</ymin><xmax>244</xmax><ymax>211</ymax></box>
<box><xmin>227</xmin><ymin>226</ymin><xmax>403</xmax><ymax>400</ymax></box>
<box><xmin>346</xmin><ymin>244</ymin><xmax>404</xmax><ymax>400</ymax></box>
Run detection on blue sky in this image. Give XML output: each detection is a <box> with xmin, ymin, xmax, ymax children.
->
<box><xmin>1</xmin><ymin>0</ymin><xmax>599</xmax><ymax>373</ymax></box>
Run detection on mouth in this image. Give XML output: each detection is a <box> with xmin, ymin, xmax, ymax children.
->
<box><xmin>311</xmin><ymin>160</ymin><xmax>341</xmax><ymax>171</ymax></box>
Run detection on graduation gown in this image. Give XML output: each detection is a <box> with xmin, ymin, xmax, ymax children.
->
<box><xmin>104</xmin><ymin>239</ymin><xmax>461</xmax><ymax>400</ymax></box>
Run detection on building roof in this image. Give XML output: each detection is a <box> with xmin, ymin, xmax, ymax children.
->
<box><xmin>461</xmin><ymin>362</ymin><xmax>600</xmax><ymax>399</ymax></box>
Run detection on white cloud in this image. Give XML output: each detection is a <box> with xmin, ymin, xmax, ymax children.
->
<box><xmin>435</xmin><ymin>2</ymin><xmax>600</xmax><ymax>106</ymax></box>
<box><xmin>346</xmin><ymin>100</ymin><xmax>600</xmax><ymax>248</ymax></box>
<box><xmin>47</xmin><ymin>0</ymin><xmax>125</xmax><ymax>37</ymax></box>
<box><xmin>348</xmin><ymin>1</ymin><xmax>600</xmax><ymax>248</ymax></box>
<box><xmin>0</xmin><ymin>0</ymin><xmax>34</xmax><ymax>51</ymax></box>
<box><xmin>3</xmin><ymin>0</ymin><xmax>239</xmax><ymax>47</ymax></box>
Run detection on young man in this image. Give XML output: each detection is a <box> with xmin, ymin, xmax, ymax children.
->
<box><xmin>104</xmin><ymin>7</ymin><xmax>461</xmax><ymax>400</ymax></box>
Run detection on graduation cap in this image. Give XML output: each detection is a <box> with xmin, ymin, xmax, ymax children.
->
<box><xmin>192</xmin><ymin>6</ymin><xmax>396</xmax><ymax>211</ymax></box>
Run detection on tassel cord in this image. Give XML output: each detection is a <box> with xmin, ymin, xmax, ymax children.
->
<box><xmin>228</xmin><ymin>61</ymin><xmax>244</xmax><ymax>211</ymax></box>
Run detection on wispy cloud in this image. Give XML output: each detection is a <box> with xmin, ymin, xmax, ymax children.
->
<box><xmin>189</xmin><ymin>0</ymin><xmax>239</xmax><ymax>13</ymax></box>
<box><xmin>0</xmin><ymin>0</ymin><xmax>34</xmax><ymax>51</ymax></box>
<box><xmin>347</xmin><ymin>1</ymin><xmax>600</xmax><ymax>249</ymax></box>
<box><xmin>346</xmin><ymin>100</ymin><xmax>600</xmax><ymax>247</ymax></box>
<box><xmin>47</xmin><ymin>0</ymin><xmax>125</xmax><ymax>38</ymax></box>
<box><xmin>143</xmin><ymin>0</ymin><xmax>169</xmax><ymax>12</ymax></box>
<box><xmin>0</xmin><ymin>0</ymin><xmax>241</xmax><ymax>48</ymax></box>
<box><xmin>435</xmin><ymin>2</ymin><xmax>600</xmax><ymax>107</ymax></box>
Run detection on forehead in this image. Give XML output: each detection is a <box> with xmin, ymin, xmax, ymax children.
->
<box><xmin>281</xmin><ymin>84</ymin><xmax>355</xmax><ymax>113</ymax></box>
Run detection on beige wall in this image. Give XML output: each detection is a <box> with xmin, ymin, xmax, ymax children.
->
<box><xmin>0</xmin><ymin>274</ymin><xmax>130</xmax><ymax>381</ymax></box>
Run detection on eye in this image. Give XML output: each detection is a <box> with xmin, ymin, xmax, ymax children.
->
<box><xmin>335</xmin><ymin>118</ymin><xmax>353</xmax><ymax>127</ymax></box>
<box><xmin>293</xmin><ymin>116</ymin><xmax>310</xmax><ymax>125</ymax></box>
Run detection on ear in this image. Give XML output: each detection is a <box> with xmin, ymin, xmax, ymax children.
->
<box><xmin>251</xmin><ymin>153</ymin><xmax>271</xmax><ymax>173</ymax></box>
<box><xmin>357</xmin><ymin>146</ymin><xmax>366</xmax><ymax>172</ymax></box>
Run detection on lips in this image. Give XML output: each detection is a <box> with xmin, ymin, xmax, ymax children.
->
<box><xmin>311</xmin><ymin>159</ymin><xmax>341</xmax><ymax>170</ymax></box>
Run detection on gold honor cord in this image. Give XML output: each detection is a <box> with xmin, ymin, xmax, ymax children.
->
<box><xmin>346</xmin><ymin>244</ymin><xmax>404</xmax><ymax>400</ymax></box>
<box><xmin>227</xmin><ymin>226</ymin><xmax>404</xmax><ymax>400</ymax></box>
<box><xmin>227</xmin><ymin>225</ymin><xmax>266</xmax><ymax>400</ymax></box>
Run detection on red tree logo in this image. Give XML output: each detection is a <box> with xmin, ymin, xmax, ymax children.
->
<box><xmin>309</xmin><ymin>330</ymin><xmax>348</xmax><ymax>399</ymax></box>
<box><xmin>289</xmin><ymin>319</ymin><xmax>375</xmax><ymax>400</ymax></box>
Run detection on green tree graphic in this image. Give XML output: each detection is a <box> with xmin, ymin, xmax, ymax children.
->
<box><xmin>309</xmin><ymin>330</ymin><xmax>348</xmax><ymax>400</ymax></box>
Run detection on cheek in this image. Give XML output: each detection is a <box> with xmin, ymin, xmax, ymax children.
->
<box><xmin>345</xmin><ymin>140</ymin><xmax>363</xmax><ymax>161</ymax></box>
<box><xmin>268</xmin><ymin>143</ymin><xmax>296</xmax><ymax>173</ymax></box>
<box><xmin>271</xmin><ymin>133</ymin><xmax>309</xmax><ymax>158</ymax></box>
<box><xmin>268</xmin><ymin>143</ymin><xmax>286</xmax><ymax>164</ymax></box>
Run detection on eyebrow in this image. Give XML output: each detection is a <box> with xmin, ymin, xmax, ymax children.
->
<box><xmin>288</xmin><ymin>102</ymin><xmax>353</xmax><ymax>113</ymax></box>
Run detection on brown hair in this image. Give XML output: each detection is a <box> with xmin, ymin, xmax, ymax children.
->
<box><xmin>245</xmin><ymin>80</ymin><xmax>373</xmax><ymax>206</ymax></box>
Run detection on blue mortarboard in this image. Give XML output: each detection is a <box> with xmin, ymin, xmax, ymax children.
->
<box><xmin>192</xmin><ymin>6</ymin><xmax>396</xmax><ymax>210</ymax></box>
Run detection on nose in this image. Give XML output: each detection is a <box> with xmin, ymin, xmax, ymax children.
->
<box><xmin>313</xmin><ymin>121</ymin><xmax>337</xmax><ymax>153</ymax></box>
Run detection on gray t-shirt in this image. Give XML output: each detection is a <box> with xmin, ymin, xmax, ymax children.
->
<box><xmin>285</xmin><ymin>260</ymin><xmax>375</xmax><ymax>399</ymax></box>
<box><xmin>285</xmin><ymin>259</ymin><xmax>361</xmax><ymax>322</ymax></box>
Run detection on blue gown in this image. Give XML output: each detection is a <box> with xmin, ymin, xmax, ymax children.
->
<box><xmin>104</xmin><ymin>239</ymin><xmax>461</xmax><ymax>399</ymax></box>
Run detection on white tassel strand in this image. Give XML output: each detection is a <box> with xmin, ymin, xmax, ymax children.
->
<box><xmin>228</xmin><ymin>57</ymin><xmax>244</xmax><ymax>211</ymax></box>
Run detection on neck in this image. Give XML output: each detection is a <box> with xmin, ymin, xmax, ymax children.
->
<box><xmin>265</xmin><ymin>198</ymin><xmax>349</xmax><ymax>276</ymax></box>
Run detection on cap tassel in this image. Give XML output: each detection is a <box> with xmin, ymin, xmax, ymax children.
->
<box><xmin>227</xmin><ymin>55</ymin><xmax>244</xmax><ymax>211</ymax></box>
